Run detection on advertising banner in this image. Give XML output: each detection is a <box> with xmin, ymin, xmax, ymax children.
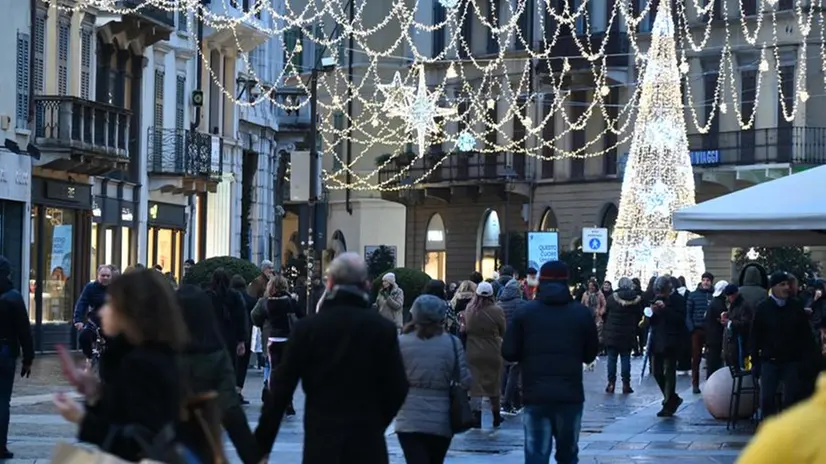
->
<box><xmin>527</xmin><ymin>232</ymin><xmax>559</xmax><ymax>270</ymax></box>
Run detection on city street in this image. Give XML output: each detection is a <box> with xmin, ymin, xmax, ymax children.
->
<box><xmin>6</xmin><ymin>356</ymin><xmax>752</xmax><ymax>463</ymax></box>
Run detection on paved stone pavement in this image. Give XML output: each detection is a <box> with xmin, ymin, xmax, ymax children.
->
<box><xmin>5</xmin><ymin>355</ymin><xmax>754</xmax><ymax>463</ymax></box>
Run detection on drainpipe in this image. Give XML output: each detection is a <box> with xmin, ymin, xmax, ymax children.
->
<box><xmin>193</xmin><ymin>0</ymin><xmax>207</xmax><ymax>261</ymax></box>
<box><xmin>28</xmin><ymin>0</ymin><xmax>36</xmax><ymax>131</ymax></box>
<box><xmin>344</xmin><ymin>0</ymin><xmax>354</xmax><ymax>215</ymax></box>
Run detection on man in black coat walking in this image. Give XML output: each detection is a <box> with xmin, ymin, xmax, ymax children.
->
<box><xmin>649</xmin><ymin>275</ymin><xmax>687</xmax><ymax>417</ymax></box>
<box><xmin>0</xmin><ymin>256</ymin><xmax>34</xmax><ymax>459</ymax></box>
<box><xmin>502</xmin><ymin>261</ymin><xmax>598</xmax><ymax>464</ymax></box>
<box><xmin>255</xmin><ymin>252</ymin><xmax>409</xmax><ymax>464</ymax></box>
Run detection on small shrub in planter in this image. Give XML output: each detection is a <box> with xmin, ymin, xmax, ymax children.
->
<box><xmin>182</xmin><ymin>256</ymin><xmax>261</xmax><ymax>287</ymax></box>
<box><xmin>371</xmin><ymin>268</ymin><xmax>432</xmax><ymax>323</ymax></box>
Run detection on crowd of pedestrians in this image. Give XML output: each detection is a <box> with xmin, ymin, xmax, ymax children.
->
<box><xmin>2</xmin><ymin>246</ymin><xmax>826</xmax><ymax>463</ymax></box>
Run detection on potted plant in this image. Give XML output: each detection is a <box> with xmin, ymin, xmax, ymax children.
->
<box><xmin>374</xmin><ymin>153</ymin><xmax>393</xmax><ymax>167</ymax></box>
<box><xmin>394</xmin><ymin>151</ymin><xmax>416</xmax><ymax>168</ymax></box>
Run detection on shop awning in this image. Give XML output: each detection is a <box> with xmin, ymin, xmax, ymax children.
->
<box><xmin>673</xmin><ymin>165</ymin><xmax>826</xmax><ymax>246</ymax></box>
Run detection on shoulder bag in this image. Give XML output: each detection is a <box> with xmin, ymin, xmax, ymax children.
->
<box><xmin>448</xmin><ymin>335</ymin><xmax>474</xmax><ymax>434</ymax></box>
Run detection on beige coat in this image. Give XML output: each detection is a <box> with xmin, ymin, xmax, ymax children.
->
<box><xmin>464</xmin><ymin>302</ymin><xmax>506</xmax><ymax>398</ymax></box>
<box><xmin>376</xmin><ymin>285</ymin><xmax>404</xmax><ymax>328</ymax></box>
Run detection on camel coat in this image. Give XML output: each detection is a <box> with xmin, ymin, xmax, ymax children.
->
<box><xmin>463</xmin><ymin>302</ymin><xmax>507</xmax><ymax>398</ymax></box>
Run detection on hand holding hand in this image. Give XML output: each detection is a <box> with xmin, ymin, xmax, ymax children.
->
<box><xmin>53</xmin><ymin>393</ymin><xmax>84</xmax><ymax>424</ymax></box>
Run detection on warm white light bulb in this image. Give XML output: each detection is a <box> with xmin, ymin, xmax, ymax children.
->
<box><xmin>332</xmin><ymin>95</ymin><xmax>341</xmax><ymax>106</ymax></box>
<box><xmin>600</xmin><ymin>86</ymin><xmax>610</xmax><ymax>97</ymax></box>
<box><xmin>446</xmin><ymin>63</ymin><xmax>457</xmax><ymax>79</ymax></box>
<box><xmin>720</xmin><ymin>102</ymin><xmax>728</xmax><ymax>114</ymax></box>
<box><xmin>800</xmin><ymin>90</ymin><xmax>810</xmax><ymax>102</ymax></box>
<box><xmin>562</xmin><ymin>58</ymin><xmax>571</xmax><ymax>73</ymax></box>
<box><xmin>679</xmin><ymin>61</ymin><xmax>689</xmax><ymax>75</ymax></box>
<box><xmin>524</xmin><ymin>116</ymin><xmax>532</xmax><ymax>127</ymax></box>
<box><xmin>759</xmin><ymin>59</ymin><xmax>769</xmax><ymax>72</ymax></box>
<box><xmin>486</xmin><ymin>98</ymin><xmax>495</xmax><ymax>109</ymax></box>
<box><xmin>294</xmin><ymin>43</ymin><xmax>303</xmax><ymax>53</ymax></box>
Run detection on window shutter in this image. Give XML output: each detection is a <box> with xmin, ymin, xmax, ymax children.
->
<box><xmin>176</xmin><ymin>75</ymin><xmax>186</xmax><ymax>165</ymax></box>
<box><xmin>80</xmin><ymin>26</ymin><xmax>93</xmax><ymax>100</ymax></box>
<box><xmin>15</xmin><ymin>32</ymin><xmax>30</xmax><ymax>130</ymax></box>
<box><xmin>154</xmin><ymin>69</ymin><xmax>165</xmax><ymax>159</ymax></box>
<box><xmin>58</xmin><ymin>17</ymin><xmax>71</xmax><ymax>96</ymax></box>
<box><xmin>541</xmin><ymin>97</ymin><xmax>555</xmax><ymax>178</ymax></box>
<box><xmin>177</xmin><ymin>4</ymin><xmax>188</xmax><ymax>31</ymax></box>
<box><xmin>33</xmin><ymin>11</ymin><xmax>45</xmax><ymax>95</ymax></box>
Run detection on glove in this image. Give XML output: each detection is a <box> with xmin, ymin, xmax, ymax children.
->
<box><xmin>20</xmin><ymin>363</ymin><xmax>31</xmax><ymax>378</ymax></box>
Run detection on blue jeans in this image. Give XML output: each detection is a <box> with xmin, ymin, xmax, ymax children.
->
<box><xmin>606</xmin><ymin>348</ymin><xmax>631</xmax><ymax>383</ymax></box>
<box><xmin>522</xmin><ymin>403</ymin><xmax>583</xmax><ymax>464</ymax></box>
<box><xmin>0</xmin><ymin>346</ymin><xmax>16</xmax><ymax>448</ymax></box>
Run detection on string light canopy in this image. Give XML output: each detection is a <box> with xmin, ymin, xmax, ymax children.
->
<box><xmin>62</xmin><ymin>0</ymin><xmax>824</xmax><ymax>191</ymax></box>
<box><xmin>606</xmin><ymin>0</ymin><xmax>705</xmax><ymax>287</ymax></box>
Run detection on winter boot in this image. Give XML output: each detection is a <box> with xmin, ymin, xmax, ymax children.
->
<box><xmin>622</xmin><ymin>381</ymin><xmax>634</xmax><ymax>394</ymax></box>
<box><xmin>493</xmin><ymin>411</ymin><xmax>504</xmax><ymax>428</ymax></box>
<box><xmin>605</xmin><ymin>382</ymin><xmax>615</xmax><ymax>394</ymax></box>
<box><xmin>471</xmin><ymin>411</ymin><xmax>482</xmax><ymax>429</ymax></box>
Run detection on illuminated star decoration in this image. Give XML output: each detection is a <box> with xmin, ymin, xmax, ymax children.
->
<box><xmin>644</xmin><ymin>179</ymin><xmax>675</xmax><ymax>217</ymax></box>
<box><xmin>384</xmin><ymin>66</ymin><xmax>456</xmax><ymax>157</ymax></box>
<box><xmin>377</xmin><ymin>71</ymin><xmax>414</xmax><ymax>115</ymax></box>
<box><xmin>455</xmin><ymin>131</ymin><xmax>476</xmax><ymax>152</ymax></box>
<box><xmin>439</xmin><ymin>0</ymin><xmax>460</xmax><ymax>8</ymax></box>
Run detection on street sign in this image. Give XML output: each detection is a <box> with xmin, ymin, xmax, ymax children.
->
<box><xmin>582</xmin><ymin>227</ymin><xmax>609</xmax><ymax>253</ymax></box>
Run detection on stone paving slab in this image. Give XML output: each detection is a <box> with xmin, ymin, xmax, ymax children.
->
<box><xmin>5</xmin><ymin>354</ymin><xmax>752</xmax><ymax>463</ymax></box>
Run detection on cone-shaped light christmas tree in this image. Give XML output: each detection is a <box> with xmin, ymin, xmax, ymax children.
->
<box><xmin>606</xmin><ymin>0</ymin><xmax>705</xmax><ymax>286</ymax></box>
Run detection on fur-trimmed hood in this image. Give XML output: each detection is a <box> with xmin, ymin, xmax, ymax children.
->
<box><xmin>612</xmin><ymin>289</ymin><xmax>642</xmax><ymax>306</ymax></box>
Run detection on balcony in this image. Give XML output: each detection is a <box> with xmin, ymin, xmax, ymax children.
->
<box><xmin>274</xmin><ymin>90</ymin><xmax>312</xmax><ymax>134</ymax></box>
<box><xmin>33</xmin><ymin>96</ymin><xmax>130</xmax><ymax>175</ymax></box>
<box><xmin>204</xmin><ymin>2</ymin><xmax>272</xmax><ymax>51</ymax></box>
<box><xmin>377</xmin><ymin>151</ymin><xmax>529</xmax><ymax>203</ymax></box>
<box><xmin>537</xmin><ymin>32</ymin><xmax>630</xmax><ymax>74</ymax></box>
<box><xmin>147</xmin><ymin>128</ymin><xmax>222</xmax><ymax>194</ymax></box>
<box><xmin>686</xmin><ymin>127</ymin><xmax>826</xmax><ymax>167</ymax></box>
<box><xmin>96</xmin><ymin>0</ymin><xmax>174</xmax><ymax>48</ymax></box>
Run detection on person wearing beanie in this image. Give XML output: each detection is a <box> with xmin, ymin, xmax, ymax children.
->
<box><xmin>686</xmin><ymin>272</ymin><xmax>715</xmax><ymax>394</ymax></box>
<box><xmin>464</xmin><ymin>281</ymin><xmax>506</xmax><ymax>428</ymax></box>
<box><xmin>704</xmin><ymin>280</ymin><xmax>729</xmax><ymax>378</ymax></box>
<box><xmin>718</xmin><ymin>284</ymin><xmax>754</xmax><ymax>370</ymax></box>
<box><xmin>751</xmin><ymin>270</ymin><xmax>818</xmax><ymax>418</ymax></box>
<box><xmin>522</xmin><ymin>267</ymin><xmax>539</xmax><ymax>301</ymax></box>
<box><xmin>502</xmin><ymin>261</ymin><xmax>598</xmax><ymax>463</ymax></box>
<box><xmin>377</xmin><ymin>272</ymin><xmax>405</xmax><ymax>330</ymax></box>
<box><xmin>492</xmin><ymin>265</ymin><xmax>515</xmax><ymax>297</ymax></box>
<box><xmin>395</xmin><ymin>295</ymin><xmax>472</xmax><ymax>462</ymax></box>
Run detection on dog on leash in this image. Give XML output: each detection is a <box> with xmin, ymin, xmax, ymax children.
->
<box><xmin>583</xmin><ymin>357</ymin><xmax>598</xmax><ymax>372</ymax></box>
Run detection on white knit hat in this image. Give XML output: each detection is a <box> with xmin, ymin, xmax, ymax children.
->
<box><xmin>382</xmin><ymin>272</ymin><xmax>396</xmax><ymax>284</ymax></box>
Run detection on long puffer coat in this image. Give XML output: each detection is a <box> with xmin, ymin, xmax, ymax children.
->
<box><xmin>602</xmin><ymin>288</ymin><xmax>643</xmax><ymax>352</ymax></box>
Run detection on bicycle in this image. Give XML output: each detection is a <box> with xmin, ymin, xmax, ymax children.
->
<box><xmin>86</xmin><ymin>320</ymin><xmax>107</xmax><ymax>375</ymax></box>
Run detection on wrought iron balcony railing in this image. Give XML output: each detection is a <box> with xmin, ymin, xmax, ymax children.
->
<box><xmin>537</xmin><ymin>31</ymin><xmax>630</xmax><ymax>73</ymax></box>
<box><xmin>33</xmin><ymin>96</ymin><xmax>130</xmax><ymax>159</ymax></box>
<box><xmin>686</xmin><ymin>127</ymin><xmax>826</xmax><ymax>166</ymax></box>
<box><xmin>118</xmin><ymin>0</ymin><xmax>175</xmax><ymax>28</ymax></box>
<box><xmin>147</xmin><ymin>128</ymin><xmax>221</xmax><ymax>177</ymax></box>
<box><xmin>377</xmin><ymin>151</ymin><xmax>527</xmax><ymax>187</ymax></box>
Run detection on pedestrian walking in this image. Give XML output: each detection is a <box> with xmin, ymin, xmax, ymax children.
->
<box><xmin>395</xmin><ymin>295</ymin><xmax>472</xmax><ymax>464</ymax></box>
<box><xmin>252</xmin><ymin>275</ymin><xmax>304</xmax><ymax>416</ymax></box>
<box><xmin>53</xmin><ymin>269</ymin><xmax>187</xmax><ymax>462</ymax></box>
<box><xmin>176</xmin><ymin>284</ymin><xmax>258</xmax><ymax>464</ymax></box>
<box><xmin>206</xmin><ymin>268</ymin><xmax>248</xmax><ymax>377</ymax></box>
<box><xmin>463</xmin><ymin>282</ymin><xmax>507</xmax><ymax>428</ymax></box>
<box><xmin>0</xmin><ymin>256</ymin><xmax>34</xmax><ymax>459</ymax></box>
<box><xmin>649</xmin><ymin>275</ymin><xmax>687</xmax><ymax>417</ymax></box>
<box><xmin>704</xmin><ymin>281</ymin><xmax>729</xmax><ymax>377</ymax></box>
<box><xmin>521</xmin><ymin>267</ymin><xmax>538</xmax><ymax>301</ymax></box>
<box><xmin>751</xmin><ymin>271</ymin><xmax>817</xmax><ymax>418</ymax></box>
<box><xmin>687</xmin><ymin>272</ymin><xmax>715</xmax><ymax>394</ymax></box>
<box><xmin>232</xmin><ymin>274</ymin><xmax>256</xmax><ymax>404</ymax></box>
<box><xmin>377</xmin><ymin>272</ymin><xmax>405</xmax><ymax>329</ymax></box>
<box><xmin>581</xmin><ymin>279</ymin><xmax>606</xmax><ymax>354</ymax></box>
<box><xmin>603</xmin><ymin>277</ymin><xmax>642</xmax><ymax>394</ymax></box>
<box><xmin>497</xmin><ymin>279</ymin><xmax>524</xmax><ymax>412</ymax></box>
<box><xmin>502</xmin><ymin>261</ymin><xmax>598</xmax><ymax>463</ymax></box>
<box><xmin>255</xmin><ymin>253</ymin><xmax>409</xmax><ymax>464</ymax></box>
<box><xmin>247</xmin><ymin>260</ymin><xmax>274</xmax><ymax>300</ymax></box>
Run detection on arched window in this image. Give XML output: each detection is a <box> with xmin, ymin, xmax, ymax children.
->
<box><xmin>600</xmin><ymin>203</ymin><xmax>619</xmax><ymax>235</ymax></box>
<box><xmin>476</xmin><ymin>209</ymin><xmax>501</xmax><ymax>279</ymax></box>
<box><xmin>330</xmin><ymin>230</ymin><xmax>347</xmax><ymax>254</ymax></box>
<box><xmin>539</xmin><ymin>207</ymin><xmax>559</xmax><ymax>231</ymax></box>
<box><xmin>424</xmin><ymin>214</ymin><xmax>447</xmax><ymax>280</ymax></box>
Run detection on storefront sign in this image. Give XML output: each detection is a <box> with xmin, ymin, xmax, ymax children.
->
<box><xmin>0</xmin><ymin>153</ymin><xmax>31</xmax><ymax>203</ymax></box>
<box><xmin>689</xmin><ymin>150</ymin><xmax>721</xmax><ymax>166</ymax></box>
<box><xmin>147</xmin><ymin>201</ymin><xmax>186</xmax><ymax>229</ymax></box>
<box><xmin>35</xmin><ymin>178</ymin><xmax>92</xmax><ymax>209</ymax></box>
<box><xmin>121</xmin><ymin>206</ymin><xmax>134</xmax><ymax>224</ymax></box>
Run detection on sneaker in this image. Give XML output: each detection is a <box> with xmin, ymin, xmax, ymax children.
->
<box><xmin>656</xmin><ymin>407</ymin><xmax>674</xmax><ymax>417</ymax></box>
<box><xmin>285</xmin><ymin>404</ymin><xmax>296</xmax><ymax>416</ymax></box>
<box><xmin>1</xmin><ymin>449</ymin><xmax>14</xmax><ymax>460</ymax></box>
<box><xmin>238</xmin><ymin>393</ymin><xmax>250</xmax><ymax>405</ymax></box>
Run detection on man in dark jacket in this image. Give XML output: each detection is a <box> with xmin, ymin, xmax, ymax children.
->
<box><xmin>751</xmin><ymin>271</ymin><xmax>817</xmax><ymax>418</ymax></box>
<box><xmin>0</xmin><ymin>256</ymin><xmax>34</xmax><ymax>459</ymax></box>
<box><xmin>498</xmin><ymin>279</ymin><xmax>525</xmax><ymax>412</ymax></box>
<box><xmin>502</xmin><ymin>261</ymin><xmax>598</xmax><ymax>464</ymax></box>
<box><xmin>650</xmin><ymin>275</ymin><xmax>687</xmax><ymax>417</ymax></box>
<box><xmin>255</xmin><ymin>253</ymin><xmax>408</xmax><ymax>464</ymax></box>
<box><xmin>738</xmin><ymin>263</ymin><xmax>769</xmax><ymax>309</ymax></box>
<box><xmin>686</xmin><ymin>272</ymin><xmax>714</xmax><ymax>394</ymax></box>
<box><xmin>73</xmin><ymin>264</ymin><xmax>112</xmax><ymax>364</ymax></box>
<box><xmin>704</xmin><ymin>281</ymin><xmax>729</xmax><ymax>377</ymax></box>
<box><xmin>492</xmin><ymin>265</ymin><xmax>515</xmax><ymax>297</ymax></box>
<box><xmin>603</xmin><ymin>277</ymin><xmax>642</xmax><ymax>394</ymax></box>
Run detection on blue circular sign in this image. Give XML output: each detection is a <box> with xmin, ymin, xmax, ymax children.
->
<box><xmin>589</xmin><ymin>238</ymin><xmax>601</xmax><ymax>250</ymax></box>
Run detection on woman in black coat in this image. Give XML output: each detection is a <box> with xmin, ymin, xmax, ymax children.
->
<box><xmin>53</xmin><ymin>270</ymin><xmax>188</xmax><ymax>462</ymax></box>
<box><xmin>603</xmin><ymin>277</ymin><xmax>643</xmax><ymax>394</ymax></box>
<box><xmin>206</xmin><ymin>268</ymin><xmax>249</xmax><ymax>374</ymax></box>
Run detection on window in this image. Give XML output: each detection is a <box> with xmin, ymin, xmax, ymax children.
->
<box><xmin>15</xmin><ymin>32</ymin><xmax>30</xmax><ymax>129</ymax></box>
<box><xmin>80</xmin><ymin>26</ymin><xmax>93</xmax><ymax>100</ymax></box>
<box><xmin>604</xmin><ymin>87</ymin><xmax>618</xmax><ymax>175</ymax></box>
<box><xmin>512</xmin><ymin>98</ymin><xmax>527</xmax><ymax>177</ymax></box>
<box><xmin>284</xmin><ymin>28</ymin><xmax>303</xmax><ymax>72</ymax></box>
<box><xmin>176</xmin><ymin>75</ymin><xmax>186</xmax><ymax>160</ymax></box>
<box><xmin>740</xmin><ymin>69</ymin><xmax>757</xmax><ymax>162</ymax></box>
<box><xmin>177</xmin><ymin>6</ymin><xmax>188</xmax><ymax>31</ymax></box>
<box><xmin>33</xmin><ymin>10</ymin><xmax>45</xmax><ymax>96</ymax></box>
<box><xmin>573</xmin><ymin>0</ymin><xmax>587</xmax><ymax>34</ymax></box>
<box><xmin>777</xmin><ymin>65</ymin><xmax>794</xmax><ymax>161</ymax></box>
<box><xmin>313</xmin><ymin>24</ymin><xmax>325</xmax><ymax>68</ymax></box>
<box><xmin>570</xmin><ymin>91</ymin><xmax>586</xmax><ymax>179</ymax></box>
<box><xmin>541</xmin><ymin>97</ymin><xmax>555</xmax><ymax>178</ymax></box>
<box><xmin>57</xmin><ymin>17</ymin><xmax>71</xmax><ymax>96</ymax></box>
<box><xmin>432</xmin><ymin>1</ymin><xmax>446</xmax><ymax>57</ymax></box>
<box><xmin>154</xmin><ymin>69</ymin><xmax>165</xmax><ymax>159</ymax></box>
<box><xmin>333</xmin><ymin>112</ymin><xmax>344</xmax><ymax>170</ymax></box>
<box><xmin>459</xmin><ymin>0</ymin><xmax>472</xmax><ymax>58</ymax></box>
<box><xmin>702</xmin><ymin>69</ymin><xmax>719</xmax><ymax>150</ymax></box>
<box><xmin>544</xmin><ymin>0</ymin><xmax>560</xmax><ymax>43</ymax></box>
<box><xmin>516</xmin><ymin>0</ymin><xmax>534</xmax><ymax>50</ymax></box>
<box><xmin>486</xmin><ymin>0</ymin><xmax>498</xmax><ymax>54</ymax></box>
<box><xmin>741</xmin><ymin>0</ymin><xmax>758</xmax><ymax>16</ymax></box>
<box><xmin>637</xmin><ymin>0</ymin><xmax>660</xmax><ymax>33</ymax></box>
<box><xmin>485</xmin><ymin>101</ymin><xmax>498</xmax><ymax>150</ymax></box>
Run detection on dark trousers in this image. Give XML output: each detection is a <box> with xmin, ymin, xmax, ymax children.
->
<box><xmin>760</xmin><ymin>361</ymin><xmax>801</xmax><ymax>419</ymax></box>
<box><xmin>236</xmin><ymin>339</ymin><xmax>251</xmax><ymax>390</ymax></box>
<box><xmin>78</xmin><ymin>326</ymin><xmax>97</xmax><ymax>359</ymax></box>
<box><xmin>677</xmin><ymin>336</ymin><xmax>691</xmax><ymax>372</ymax></box>
<box><xmin>690</xmin><ymin>330</ymin><xmax>706</xmax><ymax>386</ymax></box>
<box><xmin>634</xmin><ymin>327</ymin><xmax>647</xmax><ymax>354</ymax></box>
<box><xmin>606</xmin><ymin>348</ymin><xmax>631</xmax><ymax>383</ymax></box>
<box><xmin>501</xmin><ymin>363</ymin><xmax>522</xmax><ymax>409</ymax></box>
<box><xmin>706</xmin><ymin>344</ymin><xmax>723</xmax><ymax>379</ymax></box>
<box><xmin>652</xmin><ymin>349</ymin><xmax>678</xmax><ymax>405</ymax></box>
<box><xmin>0</xmin><ymin>347</ymin><xmax>14</xmax><ymax>449</ymax></box>
<box><xmin>522</xmin><ymin>402</ymin><xmax>583</xmax><ymax>464</ymax></box>
<box><xmin>397</xmin><ymin>432</ymin><xmax>451</xmax><ymax>464</ymax></box>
